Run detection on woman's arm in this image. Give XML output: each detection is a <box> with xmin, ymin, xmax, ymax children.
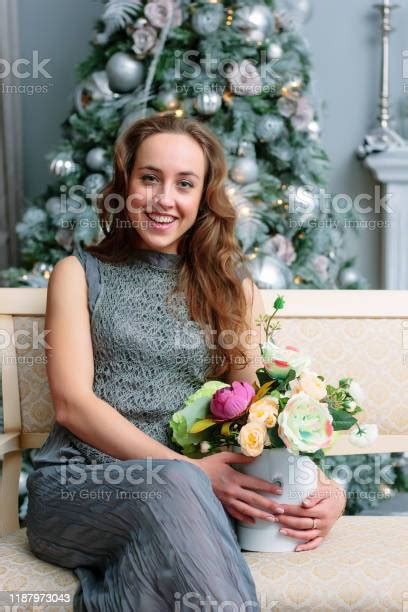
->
<box><xmin>45</xmin><ymin>255</ymin><xmax>196</xmax><ymax>464</ymax></box>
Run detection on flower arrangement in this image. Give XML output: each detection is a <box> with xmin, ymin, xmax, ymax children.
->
<box><xmin>170</xmin><ymin>296</ymin><xmax>378</xmax><ymax>460</ymax></box>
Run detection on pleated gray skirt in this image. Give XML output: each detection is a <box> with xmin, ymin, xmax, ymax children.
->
<box><xmin>26</xmin><ymin>458</ymin><xmax>260</xmax><ymax>611</ymax></box>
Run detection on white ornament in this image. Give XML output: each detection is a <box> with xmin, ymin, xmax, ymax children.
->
<box><xmin>267</xmin><ymin>43</ymin><xmax>283</xmax><ymax>61</ymax></box>
<box><xmin>308</xmin><ymin>120</ymin><xmax>320</xmax><ymax>139</ymax></box>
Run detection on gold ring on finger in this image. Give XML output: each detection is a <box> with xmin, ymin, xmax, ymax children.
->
<box><xmin>312</xmin><ymin>517</ymin><xmax>318</xmax><ymax>530</ymax></box>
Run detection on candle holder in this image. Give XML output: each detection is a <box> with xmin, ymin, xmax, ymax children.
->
<box><xmin>357</xmin><ymin>0</ymin><xmax>406</xmax><ymax>159</ymax></box>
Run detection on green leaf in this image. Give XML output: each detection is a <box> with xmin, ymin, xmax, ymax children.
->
<box><xmin>256</xmin><ymin>368</ymin><xmax>273</xmax><ymax>386</ymax></box>
<box><xmin>329</xmin><ymin>408</ymin><xmax>358</xmax><ymax>431</ymax></box>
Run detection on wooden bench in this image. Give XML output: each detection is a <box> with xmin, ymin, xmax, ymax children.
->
<box><xmin>0</xmin><ymin>288</ymin><xmax>407</xmax><ymax>611</ymax></box>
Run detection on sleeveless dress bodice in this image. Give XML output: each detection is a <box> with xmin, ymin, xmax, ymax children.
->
<box><xmin>33</xmin><ymin>245</ymin><xmax>214</xmax><ymax>467</ymax></box>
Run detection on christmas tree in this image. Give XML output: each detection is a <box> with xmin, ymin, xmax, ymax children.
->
<box><xmin>2</xmin><ymin>0</ymin><xmax>365</xmax><ymax>289</ymax></box>
<box><xmin>3</xmin><ymin>0</ymin><xmax>405</xmax><ymax>522</ymax></box>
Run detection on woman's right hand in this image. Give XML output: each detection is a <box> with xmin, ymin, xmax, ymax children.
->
<box><xmin>193</xmin><ymin>451</ymin><xmax>285</xmax><ymax>525</ymax></box>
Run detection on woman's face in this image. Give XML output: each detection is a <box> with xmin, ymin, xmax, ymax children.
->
<box><xmin>127</xmin><ymin>132</ymin><xmax>207</xmax><ymax>254</ymax></box>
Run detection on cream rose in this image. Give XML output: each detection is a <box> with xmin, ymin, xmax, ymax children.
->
<box><xmin>248</xmin><ymin>396</ymin><xmax>279</xmax><ymax>428</ymax></box>
<box><xmin>288</xmin><ymin>370</ymin><xmax>327</xmax><ymax>401</ymax></box>
<box><xmin>238</xmin><ymin>421</ymin><xmax>271</xmax><ymax>457</ymax></box>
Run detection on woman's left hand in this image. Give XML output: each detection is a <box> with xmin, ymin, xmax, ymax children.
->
<box><xmin>276</xmin><ymin>478</ymin><xmax>347</xmax><ymax>552</ymax></box>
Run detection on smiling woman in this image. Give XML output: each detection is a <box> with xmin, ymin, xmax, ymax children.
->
<box><xmin>126</xmin><ymin>131</ymin><xmax>206</xmax><ymax>252</ymax></box>
<box><xmin>25</xmin><ymin>112</ymin><xmax>265</xmax><ymax>611</ymax></box>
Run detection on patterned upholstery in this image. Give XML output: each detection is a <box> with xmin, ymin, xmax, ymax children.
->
<box><xmin>0</xmin><ymin>518</ymin><xmax>406</xmax><ymax>611</ymax></box>
<box><xmin>268</xmin><ymin>317</ymin><xmax>408</xmax><ymax>434</ymax></box>
<box><xmin>13</xmin><ymin>316</ymin><xmax>54</xmax><ymax>433</ymax></box>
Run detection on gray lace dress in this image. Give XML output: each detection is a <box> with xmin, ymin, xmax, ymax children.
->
<box><xmin>26</xmin><ymin>245</ymin><xmax>260</xmax><ymax>612</ymax></box>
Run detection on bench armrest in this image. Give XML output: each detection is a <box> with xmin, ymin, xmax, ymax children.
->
<box><xmin>0</xmin><ymin>432</ymin><xmax>20</xmax><ymax>457</ymax></box>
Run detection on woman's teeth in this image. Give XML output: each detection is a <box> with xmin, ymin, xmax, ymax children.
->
<box><xmin>146</xmin><ymin>213</ymin><xmax>176</xmax><ymax>224</ymax></box>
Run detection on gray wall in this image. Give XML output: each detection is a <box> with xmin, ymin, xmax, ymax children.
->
<box><xmin>17</xmin><ymin>0</ymin><xmax>408</xmax><ymax>287</ymax></box>
<box><xmin>304</xmin><ymin>0</ymin><xmax>408</xmax><ymax>288</ymax></box>
<box><xmin>17</xmin><ymin>0</ymin><xmax>101</xmax><ymax>200</ymax></box>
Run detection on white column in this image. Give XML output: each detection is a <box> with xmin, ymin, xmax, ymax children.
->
<box><xmin>364</xmin><ymin>147</ymin><xmax>408</xmax><ymax>289</ymax></box>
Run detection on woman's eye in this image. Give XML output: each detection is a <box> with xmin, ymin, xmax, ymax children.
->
<box><xmin>141</xmin><ymin>175</ymin><xmax>193</xmax><ymax>189</ymax></box>
<box><xmin>141</xmin><ymin>174</ymin><xmax>158</xmax><ymax>183</ymax></box>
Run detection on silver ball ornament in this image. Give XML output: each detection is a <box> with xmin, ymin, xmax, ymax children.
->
<box><xmin>255</xmin><ymin>115</ymin><xmax>284</xmax><ymax>142</ymax></box>
<box><xmin>193</xmin><ymin>91</ymin><xmax>222</xmax><ymax>116</ymax></box>
<box><xmin>50</xmin><ymin>152</ymin><xmax>78</xmax><ymax>177</ymax></box>
<box><xmin>106</xmin><ymin>52</ymin><xmax>144</xmax><ymax>93</ymax></box>
<box><xmin>248</xmin><ymin>252</ymin><xmax>292</xmax><ymax>289</ymax></box>
<box><xmin>157</xmin><ymin>90</ymin><xmax>179</xmax><ymax>110</ymax></box>
<box><xmin>338</xmin><ymin>267</ymin><xmax>360</xmax><ymax>288</ymax></box>
<box><xmin>83</xmin><ymin>173</ymin><xmax>106</xmax><ymax>194</ymax></box>
<box><xmin>192</xmin><ymin>4</ymin><xmax>224</xmax><ymax>35</ymax></box>
<box><xmin>230</xmin><ymin>157</ymin><xmax>259</xmax><ymax>184</ymax></box>
<box><xmin>86</xmin><ymin>148</ymin><xmax>107</xmax><ymax>172</ymax></box>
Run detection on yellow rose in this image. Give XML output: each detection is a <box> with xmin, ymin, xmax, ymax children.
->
<box><xmin>248</xmin><ymin>396</ymin><xmax>279</xmax><ymax>428</ymax></box>
<box><xmin>238</xmin><ymin>421</ymin><xmax>271</xmax><ymax>457</ymax></box>
<box><xmin>289</xmin><ymin>370</ymin><xmax>327</xmax><ymax>401</ymax></box>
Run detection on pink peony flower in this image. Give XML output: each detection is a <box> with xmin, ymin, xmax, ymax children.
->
<box><xmin>210</xmin><ymin>381</ymin><xmax>255</xmax><ymax>421</ymax></box>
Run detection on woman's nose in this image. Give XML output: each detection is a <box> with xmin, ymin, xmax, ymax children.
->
<box><xmin>154</xmin><ymin>190</ymin><xmax>176</xmax><ymax>210</ymax></box>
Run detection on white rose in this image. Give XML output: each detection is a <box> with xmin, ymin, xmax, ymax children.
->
<box><xmin>349</xmin><ymin>424</ymin><xmax>378</xmax><ymax>448</ymax></box>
